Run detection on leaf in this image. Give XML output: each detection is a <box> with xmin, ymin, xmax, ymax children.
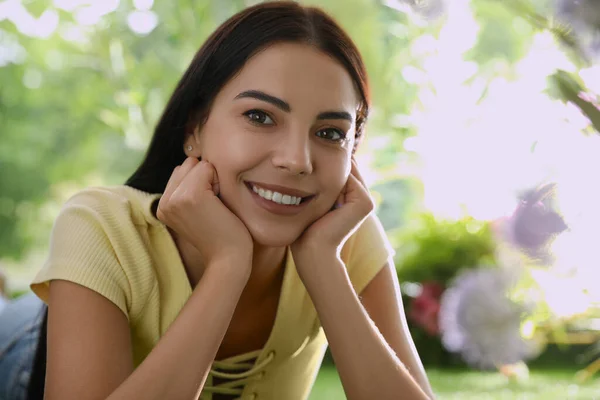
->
<box><xmin>548</xmin><ymin>70</ymin><xmax>600</xmax><ymax>134</ymax></box>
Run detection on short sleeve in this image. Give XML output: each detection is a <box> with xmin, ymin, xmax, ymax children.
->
<box><xmin>341</xmin><ymin>212</ymin><xmax>396</xmax><ymax>295</ymax></box>
<box><xmin>30</xmin><ymin>192</ymin><xmax>132</xmax><ymax>317</ymax></box>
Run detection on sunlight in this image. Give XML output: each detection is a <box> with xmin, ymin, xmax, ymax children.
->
<box><xmin>0</xmin><ymin>1</ymin><xmax>59</xmax><ymax>38</ymax></box>
<box><xmin>127</xmin><ymin>10</ymin><xmax>158</xmax><ymax>35</ymax></box>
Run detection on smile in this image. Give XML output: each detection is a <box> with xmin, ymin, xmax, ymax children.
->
<box><xmin>245</xmin><ymin>181</ymin><xmax>316</xmax><ymax>215</ymax></box>
<box><xmin>252</xmin><ymin>184</ymin><xmax>302</xmax><ymax>205</ymax></box>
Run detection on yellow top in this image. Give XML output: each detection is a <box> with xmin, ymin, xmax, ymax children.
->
<box><xmin>31</xmin><ymin>185</ymin><xmax>394</xmax><ymax>400</ymax></box>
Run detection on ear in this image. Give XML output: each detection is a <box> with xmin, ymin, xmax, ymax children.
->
<box><xmin>183</xmin><ymin>123</ymin><xmax>203</xmax><ymax>159</ymax></box>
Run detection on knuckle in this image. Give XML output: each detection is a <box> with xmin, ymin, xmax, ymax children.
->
<box><xmin>156</xmin><ymin>207</ymin><xmax>168</xmax><ymax>223</ymax></box>
<box><xmin>367</xmin><ymin>197</ymin><xmax>376</xmax><ymax>210</ymax></box>
<box><xmin>180</xmin><ymin>192</ymin><xmax>198</xmax><ymax>207</ymax></box>
<box><xmin>360</xmin><ymin>198</ymin><xmax>375</xmax><ymax>214</ymax></box>
<box><xmin>199</xmin><ymin>160</ymin><xmax>211</xmax><ymax>171</ymax></box>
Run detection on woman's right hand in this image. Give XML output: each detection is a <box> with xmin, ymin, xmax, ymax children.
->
<box><xmin>157</xmin><ymin>157</ymin><xmax>253</xmax><ymax>268</ymax></box>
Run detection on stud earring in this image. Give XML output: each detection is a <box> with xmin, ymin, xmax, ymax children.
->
<box><xmin>186</xmin><ymin>145</ymin><xmax>193</xmax><ymax>151</ymax></box>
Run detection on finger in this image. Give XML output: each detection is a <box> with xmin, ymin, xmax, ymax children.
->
<box><xmin>179</xmin><ymin>160</ymin><xmax>220</xmax><ymax>196</ymax></box>
<box><xmin>350</xmin><ymin>158</ymin><xmax>369</xmax><ymax>189</ymax></box>
<box><xmin>332</xmin><ymin>175</ymin><xmax>373</xmax><ymax>236</ymax></box>
<box><xmin>343</xmin><ymin>173</ymin><xmax>374</xmax><ymax>213</ymax></box>
<box><xmin>344</xmin><ymin>172</ymin><xmax>365</xmax><ymax>199</ymax></box>
<box><xmin>333</xmin><ymin>190</ymin><xmax>345</xmax><ymax>209</ymax></box>
<box><xmin>162</xmin><ymin>157</ymin><xmax>199</xmax><ymax>203</ymax></box>
<box><xmin>333</xmin><ymin>173</ymin><xmax>361</xmax><ymax>209</ymax></box>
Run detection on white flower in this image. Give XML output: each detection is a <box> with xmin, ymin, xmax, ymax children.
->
<box><xmin>439</xmin><ymin>267</ymin><xmax>539</xmax><ymax>369</ymax></box>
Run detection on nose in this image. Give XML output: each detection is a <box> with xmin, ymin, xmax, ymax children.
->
<box><xmin>271</xmin><ymin>129</ymin><xmax>313</xmax><ymax>176</ymax></box>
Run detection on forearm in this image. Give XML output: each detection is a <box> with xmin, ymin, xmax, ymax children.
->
<box><xmin>303</xmin><ymin>258</ymin><xmax>432</xmax><ymax>400</ymax></box>
<box><xmin>108</xmin><ymin>259</ymin><xmax>250</xmax><ymax>400</ymax></box>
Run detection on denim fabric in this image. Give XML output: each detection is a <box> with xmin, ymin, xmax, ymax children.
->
<box><xmin>0</xmin><ymin>293</ymin><xmax>44</xmax><ymax>400</ymax></box>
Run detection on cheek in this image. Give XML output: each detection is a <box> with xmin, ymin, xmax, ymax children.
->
<box><xmin>201</xmin><ymin>123</ymin><xmax>259</xmax><ymax>171</ymax></box>
<box><xmin>325</xmin><ymin>158</ymin><xmax>351</xmax><ymax>192</ymax></box>
<box><xmin>315</xmin><ymin>161</ymin><xmax>350</xmax><ymax>211</ymax></box>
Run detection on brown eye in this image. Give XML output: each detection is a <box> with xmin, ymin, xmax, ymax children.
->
<box><xmin>316</xmin><ymin>128</ymin><xmax>346</xmax><ymax>143</ymax></box>
<box><xmin>244</xmin><ymin>109</ymin><xmax>274</xmax><ymax>125</ymax></box>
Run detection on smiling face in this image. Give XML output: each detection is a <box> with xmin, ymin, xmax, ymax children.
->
<box><xmin>185</xmin><ymin>42</ymin><xmax>361</xmax><ymax>247</ymax></box>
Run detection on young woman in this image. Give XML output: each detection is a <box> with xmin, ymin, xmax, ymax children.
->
<box><xmin>21</xmin><ymin>2</ymin><xmax>434</xmax><ymax>399</ymax></box>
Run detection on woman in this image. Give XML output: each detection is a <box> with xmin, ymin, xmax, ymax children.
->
<box><xmin>20</xmin><ymin>2</ymin><xmax>433</xmax><ymax>399</ymax></box>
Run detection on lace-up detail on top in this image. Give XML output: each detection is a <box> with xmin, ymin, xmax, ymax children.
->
<box><xmin>202</xmin><ymin>350</ymin><xmax>275</xmax><ymax>399</ymax></box>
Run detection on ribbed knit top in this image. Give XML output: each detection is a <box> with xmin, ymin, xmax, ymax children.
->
<box><xmin>31</xmin><ymin>185</ymin><xmax>394</xmax><ymax>400</ymax></box>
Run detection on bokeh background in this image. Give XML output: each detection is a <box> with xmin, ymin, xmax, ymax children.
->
<box><xmin>1</xmin><ymin>0</ymin><xmax>600</xmax><ymax>398</ymax></box>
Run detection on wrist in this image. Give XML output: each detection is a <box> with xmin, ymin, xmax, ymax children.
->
<box><xmin>204</xmin><ymin>255</ymin><xmax>252</xmax><ymax>285</ymax></box>
<box><xmin>297</xmin><ymin>253</ymin><xmax>346</xmax><ymax>287</ymax></box>
<box><xmin>292</xmin><ymin>241</ymin><xmax>338</xmax><ymax>265</ymax></box>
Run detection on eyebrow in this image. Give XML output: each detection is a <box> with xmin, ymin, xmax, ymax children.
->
<box><xmin>234</xmin><ymin>90</ymin><xmax>353</xmax><ymax>122</ymax></box>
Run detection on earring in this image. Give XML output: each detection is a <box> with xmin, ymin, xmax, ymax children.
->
<box><xmin>186</xmin><ymin>145</ymin><xmax>193</xmax><ymax>151</ymax></box>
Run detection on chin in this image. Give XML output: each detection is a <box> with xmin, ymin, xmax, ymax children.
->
<box><xmin>247</xmin><ymin>224</ymin><xmax>305</xmax><ymax>247</ymax></box>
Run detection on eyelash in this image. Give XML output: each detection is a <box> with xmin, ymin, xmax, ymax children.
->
<box><xmin>242</xmin><ymin>109</ymin><xmax>348</xmax><ymax>143</ymax></box>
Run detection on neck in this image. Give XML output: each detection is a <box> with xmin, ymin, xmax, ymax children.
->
<box><xmin>243</xmin><ymin>243</ymin><xmax>287</xmax><ymax>299</ymax></box>
<box><xmin>172</xmin><ymin>229</ymin><xmax>287</xmax><ymax>296</ymax></box>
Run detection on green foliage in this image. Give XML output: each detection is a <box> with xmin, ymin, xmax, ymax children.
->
<box><xmin>467</xmin><ymin>1</ymin><xmax>535</xmax><ymax>65</ymax></box>
<box><xmin>0</xmin><ymin>1</ymin><xmax>230</xmax><ymax>260</ymax></box>
<box><xmin>394</xmin><ymin>213</ymin><xmax>497</xmax><ymax>284</ymax></box>
<box><xmin>547</xmin><ymin>70</ymin><xmax>600</xmax><ymax>133</ymax></box>
<box><xmin>372</xmin><ymin>178</ymin><xmax>421</xmax><ymax>231</ymax></box>
<box><xmin>406</xmin><ymin>321</ymin><xmax>461</xmax><ymax>367</ymax></box>
<box><xmin>0</xmin><ymin>0</ymin><xmax>428</xmax><ymax>261</ymax></box>
<box><xmin>8</xmin><ymin>288</ymin><xmax>30</xmax><ymax>300</ymax></box>
<box><xmin>1</xmin><ymin>0</ymin><xmax>598</xmax><ymax>264</ymax></box>
<box><xmin>311</xmin><ymin>365</ymin><xmax>600</xmax><ymax>399</ymax></box>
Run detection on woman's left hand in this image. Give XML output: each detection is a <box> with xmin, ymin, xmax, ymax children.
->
<box><xmin>290</xmin><ymin>158</ymin><xmax>374</xmax><ymax>278</ymax></box>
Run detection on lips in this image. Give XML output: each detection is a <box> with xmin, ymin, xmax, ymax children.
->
<box><xmin>244</xmin><ymin>181</ymin><xmax>316</xmax><ymax>215</ymax></box>
<box><xmin>245</xmin><ymin>181</ymin><xmax>315</xmax><ymax>198</ymax></box>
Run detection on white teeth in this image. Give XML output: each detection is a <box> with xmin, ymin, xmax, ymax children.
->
<box><xmin>272</xmin><ymin>192</ymin><xmax>282</xmax><ymax>203</ymax></box>
<box><xmin>251</xmin><ymin>184</ymin><xmax>303</xmax><ymax>206</ymax></box>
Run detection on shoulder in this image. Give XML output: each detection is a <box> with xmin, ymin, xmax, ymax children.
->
<box><xmin>32</xmin><ymin>186</ymin><xmax>162</xmax><ymax>316</ymax></box>
<box><xmin>341</xmin><ymin>212</ymin><xmax>394</xmax><ymax>260</ymax></box>
<box><xmin>60</xmin><ymin>185</ymin><xmax>161</xmax><ymax>228</ymax></box>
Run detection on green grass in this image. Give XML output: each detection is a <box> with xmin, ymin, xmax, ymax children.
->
<box><xmin>309</xmin><ymin>366</ymin><xmax>600</xmax><ymax>400</ymax></box>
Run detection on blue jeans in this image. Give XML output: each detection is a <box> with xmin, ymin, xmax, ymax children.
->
<box><xmin>0</xmin><ymin>293</ymin><xmax>44</xmax><ymax>400</ymax></box>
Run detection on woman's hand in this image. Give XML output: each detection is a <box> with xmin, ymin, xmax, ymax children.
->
<box><xmin>157</xmin><ymin>157</ymin><xmax>253</xmax><ymax>268</ymax></box>
<box><xmin>291</xmin><ymin>158</ymin><xmax>374</xmax><ymax>279</ymax></box>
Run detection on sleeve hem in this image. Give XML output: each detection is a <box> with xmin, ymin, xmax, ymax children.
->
<box><xmin>352</xmin><ymin>252</ymin><xmax>395</xmax><ymax>296</ymax></box>
<box><xmin>31</xmin><ymin>267</ymin><xmax>129</xmax><ymax>320</ymax></box>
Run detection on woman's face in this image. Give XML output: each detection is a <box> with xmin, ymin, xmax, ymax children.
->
<box><xmin>187</xmin><ymin>42</ymin><xmax>361</xmax><ymax>247</ymax></box>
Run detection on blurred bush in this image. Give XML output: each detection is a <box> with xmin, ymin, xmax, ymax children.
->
<box><xmin>394</xmin><ymin>213</ymin><xmax>497</xmax><ymax>284</ymax></box>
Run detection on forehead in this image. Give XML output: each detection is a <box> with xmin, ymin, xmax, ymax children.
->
<box><xmin>218</xmin><ymin>42</ymin><xmax>360</xmax><ymax>115</ymax></box>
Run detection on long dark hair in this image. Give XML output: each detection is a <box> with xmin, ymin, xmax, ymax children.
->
<box><xmin>125</xmin><ymin>0</ymin><xmax>370</xmax><ymax>194</ymax></box>
<box><xmin>27</xmin><ymin>2</ymin><xmax>370</xmax><ymax>398</ymax></box>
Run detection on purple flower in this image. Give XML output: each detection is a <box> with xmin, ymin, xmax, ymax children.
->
<box><xmin>506</xmin><ymin>183</ymin><xmax>568</xmax><ymax>264</ymax></box>
<box><xmin>439</xmin><ymin>267</ymin><xmax>539</xmax><ymax>369</ymax></box>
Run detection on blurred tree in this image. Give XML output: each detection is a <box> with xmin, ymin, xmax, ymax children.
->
<box><xmin>1</xmin><ymin>0</ymin><xmax>597</xmax><ymax>262</ymax></box>
<box><xmin>0</xmin><ymin>1</ymin><xmax>225</xmax><ymax>259</ymax></box>
<box><xmin>0</xmin><ymin>0</ymin><xmax>423</xmax><ymax>260</ymax></box>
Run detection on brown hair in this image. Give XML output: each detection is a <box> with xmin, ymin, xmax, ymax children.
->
<box><xmin>126</xmin><ymin>1</ymin><xmax>370</xmax><ymax>194</ymax></box>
